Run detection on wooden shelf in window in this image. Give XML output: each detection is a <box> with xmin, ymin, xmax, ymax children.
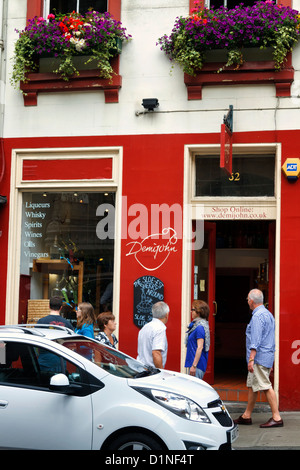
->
<box><xmin>33</xmin><ymin>258</ymin><xmax>82</xmax><ymax>272</ymax></box>
<box><xmin>32</xmin><ymin>259</ymin><xmax>84</xmax><ymax>303</ymax></box>
<box><xmin>20</xmin><ymin>57</ymin><xmax>122</xmax><ymax>106</ymax></box>
<box><xmin>184</xmin><ymin>56</ymin><xmax>294</xmax><ymax>100</ymax></box>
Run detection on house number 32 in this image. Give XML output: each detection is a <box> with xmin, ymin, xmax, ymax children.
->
<box><xmin>229</xmin><ymin>172</ymin><xmax>240</xmax><ymax>181</ymax></box>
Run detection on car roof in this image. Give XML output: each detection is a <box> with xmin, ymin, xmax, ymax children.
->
<box><xmin>0</xmin><ymin>324</ymin><xmax>76</xmax><ymax>341</ymax></box>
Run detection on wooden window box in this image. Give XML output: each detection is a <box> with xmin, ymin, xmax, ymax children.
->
<box><xmin>184</xmin><ymin>56</ymin><xmax>294</xmax><ymax>100</ymax></box>
<box><xmin>22</xmin><ymin>0</ymin><xmax>122</xmax><ymax>106</ymax></box>
<box><xmin>185</xmin><ymin>0</ymin><xmax>295</xmax><ymax>99</ymax></box>
<box><xmin>20</xmin><ymin>57</ymin><xmax>122</xmax><ymax>106</ymax></box>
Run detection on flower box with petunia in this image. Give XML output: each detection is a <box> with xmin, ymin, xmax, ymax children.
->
<box><xmin>11</xmin><ymin>10</ymin><xmax>131</xmax><ymax>103</ymax></box>
<box><xmin>157</xmin><ymin>0</ymin><xmax>300</xmax><ymax>98</ymax></box>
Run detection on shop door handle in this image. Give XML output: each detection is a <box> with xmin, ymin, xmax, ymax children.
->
<box><xmin>213</xmin><ymin>301</ymin><xmax>217</xmax><ymax>316</ymax></box>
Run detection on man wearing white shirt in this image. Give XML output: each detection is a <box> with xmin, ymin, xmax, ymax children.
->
<box><xmin>137</xmin><ymin>301</ymin><xmax>170</xmax><ymax>368</ymax></box>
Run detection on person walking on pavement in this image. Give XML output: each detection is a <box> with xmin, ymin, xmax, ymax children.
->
<box><xmin>234</xmin><ymin>289</ymin><xmax>283</xmax><ymax>428</ymax></box>
<box><xmin>184</xmin><ymin>300</ymin><xmax>210</xmax><ymax>380</ymax></box>
<box><xmin>137</xmin><ymin>301</ymin><xmax>169</xmax><ymax>369</ymax></box>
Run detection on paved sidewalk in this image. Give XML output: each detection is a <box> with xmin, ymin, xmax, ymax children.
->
<box><xmin>227</xmin><ymin>403</ymin><xmax>300</xmax><ymax>449</ymax></box>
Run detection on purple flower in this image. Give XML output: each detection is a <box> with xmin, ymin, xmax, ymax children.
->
<box><xmin>11</xmin><ymin>10</ymin><xmax>131</xmax><ymax>85</ymax></box>
<box><xmin>16</xmin><ymin>10</ymin><xmax>131</xmax><ymax>58</ymax></box>
<box><xmin>157</xmin><ymin>0</ymin><xmax>300</xmax><ymax>73</ymax></box>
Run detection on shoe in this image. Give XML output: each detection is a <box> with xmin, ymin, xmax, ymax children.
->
<box><xmin>234</xmin><ymin>415</ymin><xmax>252</xmax><ymax>425</ymax></box>
<box><xmin>260</xmin><ymin>418</ymin><xmax>284</xmax><ymax>428</ymax></box>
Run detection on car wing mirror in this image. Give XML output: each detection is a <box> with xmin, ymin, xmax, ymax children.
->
<box><xmin>49</xmin><ymin>373</ymin><xmax>70</xmax><ymax>393</ymax></box>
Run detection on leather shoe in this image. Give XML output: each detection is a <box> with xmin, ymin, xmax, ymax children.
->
<box><xmin>260</xmin><ymin>417</ymin><xmax>284</xmax><ymax>428</ymax></box>
<box><xmin>234</xmin><ymin>415</ymin><xmax>252</xmax><ymax>425</ymax></box>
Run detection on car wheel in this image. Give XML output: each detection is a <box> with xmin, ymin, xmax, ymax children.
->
<box><xmin>108</xmin><ymin>432</ymin><xmax>164</xmax><ymax>450</ymax></box>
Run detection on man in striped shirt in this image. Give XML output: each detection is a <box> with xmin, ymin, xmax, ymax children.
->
<box><xmin>234</xmin><ymin>289</ymin><xmax>283</xmax><ymax>428</ymax></box>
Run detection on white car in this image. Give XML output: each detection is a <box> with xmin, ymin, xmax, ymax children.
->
<box><xmin>0</xmin><ymin>325</ymin><xmax>238</xmax><ymax>450</ymax></box>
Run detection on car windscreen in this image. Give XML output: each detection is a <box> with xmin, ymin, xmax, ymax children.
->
<box><xmin>56</xmin><ymin>337</ymin><xmax>159</xmax><ymax>379</ymax></box>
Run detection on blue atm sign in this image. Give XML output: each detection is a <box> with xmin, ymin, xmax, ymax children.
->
<box><xmin>282</xmin><ymin>158</ymin><xmax>300</xmax><ymax>182</ymax></box>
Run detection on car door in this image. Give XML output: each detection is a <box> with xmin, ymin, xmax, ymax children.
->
<box><xmin>0</xmin><ymin>340</ymin><xmax>94</xmax><ymax>450</ymax></box>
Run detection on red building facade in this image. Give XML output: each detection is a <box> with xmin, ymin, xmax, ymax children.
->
<box><xmin>0</xmin><ymin>0</ymin><xmax>300</xmax><ymax>411</ymax></box>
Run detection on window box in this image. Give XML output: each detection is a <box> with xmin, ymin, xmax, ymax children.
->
<box><xmin>184</xmin><ymin>51</ymin><xmax>294</xmax><ymax>100</ymax></box>
<box><xmin>158</xmin><ymin>1</ymin><xmax>298</xmax><ymax>100</ymax></box>
<box><xmin>20</xmin><ymin>56</ymin><xmax>122</xmax><ymax>106</ymax></box>
<box><xmin>17</xmin><ymin>2</ymin><xmax>125</xmax><ymax>105</ymax></box>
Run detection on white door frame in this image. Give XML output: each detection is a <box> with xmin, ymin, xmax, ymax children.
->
<box><xmin>181</xmin><ymin>143</ymin><xmax>281</xmax><ymax>400</ymax></box>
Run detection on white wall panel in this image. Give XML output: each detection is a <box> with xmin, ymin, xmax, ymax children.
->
<box><xmin>3</xmin><ymin>0</ymin><xmax>300</xmax><ymax>137</ymax></box>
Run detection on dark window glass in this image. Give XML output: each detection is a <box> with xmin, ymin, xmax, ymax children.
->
<box><xmin>50</xmin><ymin>0</ymin><xmax>107</xmax><ymax>15</ymax></box>
<box><xmin>0</xmin><ymin>341</ymin><xmax>65</xmax><ymax>387</ymax></box>
<box><xmin>209</xmin><ymin>0</ymin><xmax>259</xmax><ymax>8</ymax></box>
<box><xmin>0</xmin><ymin>341</ymin><xmax>101</xmax><ymax>394</ymax></box>
<box><xmin>195</xmin><ymin>154</ymin><xmax>275</xmax><ymax>197</ymax></box>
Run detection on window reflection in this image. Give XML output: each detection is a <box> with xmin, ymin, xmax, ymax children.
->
<box><xmin>20</xmin><ymin>192</ymin><xmax>115</xmax><ymax>325</ymax></box>
<box><xmin>60</xmin><ymin>338</ymin><xmax>148</xmax><ymax>378</ymax></box>
<box><xmin>48</xmin><ymin>1</ymin><xmax>107</xmax><ymax>15</ymax></box>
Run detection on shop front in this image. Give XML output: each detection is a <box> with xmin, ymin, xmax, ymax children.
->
<box><xmin>1</xmin><ymin>132</ymin><xmax>300</xmax><ymax>411</ymax></box>
<box><xmin>180</xmin><ymin>143</ymin><xmax>280</xmax><ymax>401</ymax></box>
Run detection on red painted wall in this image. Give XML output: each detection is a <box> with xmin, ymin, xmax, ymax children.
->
<box><xmin>278</xmin><ymin>134</ymin><xmax>300</xmax><ymax>410</ymax></box>
<box><xmin>119</xmin><ymin>135</ymin><xmax>185</xmax><ymax>370</ymax></box>
<box><xmin>0</xmin><ymin>131</ymin><xmax>300</xmax><ymax>409</ymax></box>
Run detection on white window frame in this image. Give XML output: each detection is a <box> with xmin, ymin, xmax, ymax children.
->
<box><xmin>6</xmin><ymin>146</ymin><xmax>123</xmax><ymax>340</ymax></box>
<box><xmin>181</xmin><ymin>142</ymin><xmax>281</xmax><ymax>398</ymax></box>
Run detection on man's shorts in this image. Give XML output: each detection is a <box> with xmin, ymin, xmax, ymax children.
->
<box><xmin>246</xmin><ymin>363</ymin><xmax>272</xmax><ymax>392</ymax></box>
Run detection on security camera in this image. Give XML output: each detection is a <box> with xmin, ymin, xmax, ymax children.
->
<box><xmin>141</xmin><ymin>98</ymin><xmax>159</xmax><ymax>111</ymax></box>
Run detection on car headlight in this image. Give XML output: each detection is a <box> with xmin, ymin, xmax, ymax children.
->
<box><xmin>134</xmin><ymin>387</ymin><xmax>211</xmax><ymax>423</ymax></box>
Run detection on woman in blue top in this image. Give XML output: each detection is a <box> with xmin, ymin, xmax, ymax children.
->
<box><xmin>75</xmin><ymin>302</ymin><xmax>95</xmax><ymax>338</ymax></box>
<box><xmin>185</xmin><ymin>300</ymin><xmax>210</xmax><ymax>380</ymax></box>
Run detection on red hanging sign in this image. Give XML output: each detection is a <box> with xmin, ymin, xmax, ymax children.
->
<box><xmin>220</xmin><ymin>123</ymin><xmax>232</xmax><ymax>176</ymax></box>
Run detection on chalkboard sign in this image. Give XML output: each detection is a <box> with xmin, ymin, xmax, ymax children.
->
<box><xmin>133</xmin><ymin>276</ymin><xmax>164</xmax><ymax>329</ymax></box>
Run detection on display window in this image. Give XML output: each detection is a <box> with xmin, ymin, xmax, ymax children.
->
<box><xmin>19</xmin><ymin>191</ymin><xmax>115</xmax><ymax>325</ymax></box>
